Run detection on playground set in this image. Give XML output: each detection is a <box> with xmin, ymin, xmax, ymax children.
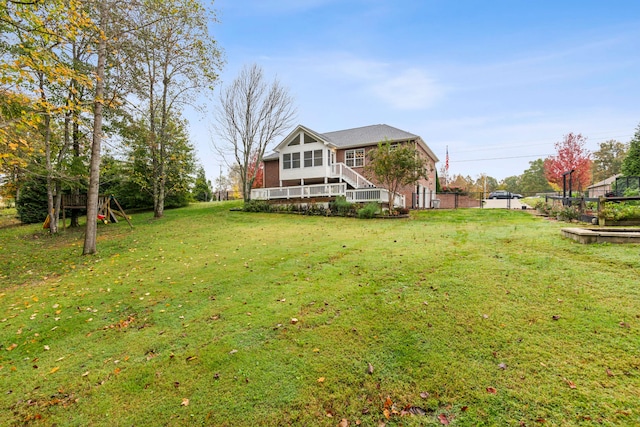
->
<box><xmin>43</xmin><ymin>194</ymin><xmax>132</xmax><ymax>229</ymax></box>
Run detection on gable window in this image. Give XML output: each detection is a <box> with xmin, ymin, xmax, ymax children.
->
<box><xmin>345</xmin><ymin>148</ymin><xmax>365</xmax><ymax>168</ymax></box>
<box><xmin>304</xmin><ymin>149</ymin><xmax>323</xmax><ymax>167</ymax></box>
<box><xmin>283</xmin><ymin>152</ymin><xmax>301</xmax><ymax>169</ymax></box>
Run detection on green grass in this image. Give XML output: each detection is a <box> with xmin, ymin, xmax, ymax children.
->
<box><xmin>1</xmin><ymin>202</ymin><xmax>639</xmax><ymax>426</ymax></box>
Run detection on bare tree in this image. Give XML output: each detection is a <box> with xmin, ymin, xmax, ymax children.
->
<box><xmin>214</xmin><ymin>64</ymin><xmax>296</xmax><ymax>202</ymax></box>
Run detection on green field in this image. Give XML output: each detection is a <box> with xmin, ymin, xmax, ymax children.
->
<box><xmin>1</xmin><ymin>202</ymin><xmax>639</xmax><ymax>426</ymax></box>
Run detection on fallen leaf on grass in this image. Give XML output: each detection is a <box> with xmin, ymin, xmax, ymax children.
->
<box><xmin>438</xmin><ymin>413</ymin><xmax>450</xmax><ymax>425</ymax></box>
<box><xmin>181</xmin><ymin>398</ymin><xmax>189</xmax><ymax>406</ymax></box>
<box><xmin>290</xmin><ymin>318</ymin><xmax>299</xmax><ymax>324</ymax></box>
<box><xmin>338</xmin><ymin>419</ymin><xmax>349</xmax><ymax>427</ymax></box>
<box><xmin>367</xmin><ymin>363</ymin><xmax>374</xmax><ymax>375</ymax></box>
<box><xmin>383</xmin><ymin>397</ymin><xmax>393</xmax><ymax>409</ymax></box>
<box><xmin>186</xmin><ymin>355</ymin><xmax>198</xmax><ymax>361</ymax></box>
<box><xmin>498</xmin><ymin>363</ymin><xmax>507</xmax><ymax>370</ymax></box>
<box><xmin>383</xmin><ymin>409</ymin><xmax>390</xmax><ymax>420</ymax></box>
<box><xmin>81</xmin><ymin>371</ymin><xmax>89</xmax><ymax>377</ymax></box>
<box><xmin>317</xmin><ymin>377</ymin><xmax>325</xmax><ymax>383</ymax></box>
<box><xmin>49</xmin><ymin>367</ymin><xmax>60</xmax><ymax>374</ymax></box>
<box><xmin>552</xmin><ymin>315</ymin><xmax>560</xmax><ymax>320</ymax></box>
<box><xmin>606</xmin><ymin>369</ymin><xmax>614</xmax><ymax>377</ymax></box>
<box><xmin>7</xmin><ymin>343</ymin><xmax>17</xmax><ymax>351</ymax></box>
<box><xmin>486</xmin><ymin>387</ymin><xmax>497</xmax><ymax>394</ymax></box>
<box><xmin>563</xmin><ymin>377</ymin><xmax>576</xmax><ymax>389</ymax></box>
<box><xmin>419</xmin><ymin>391</ymin><xmax>429</xmax><ymax>399</ymax></box>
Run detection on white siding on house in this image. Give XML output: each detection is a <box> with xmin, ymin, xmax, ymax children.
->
<box><xmin>279</xmin><ymin>133</ymin><xmax>331</xmax><ymax>181</ymax></box>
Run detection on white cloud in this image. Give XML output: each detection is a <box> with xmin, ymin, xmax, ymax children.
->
<box><xmin>285</xmin><ymin>52</ymin><xmax>445</xmax><ymax>111</ymax></box>
<box><xmin>371</xmin><ymin>68</ymin><xmax>444</xmax><ymax>110</ymax></box>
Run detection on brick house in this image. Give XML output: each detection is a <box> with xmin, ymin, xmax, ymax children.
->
<box><xmin>251</xmin><ymin>124</ymin><xmax>439</xmax><ymax>209</ymax></box>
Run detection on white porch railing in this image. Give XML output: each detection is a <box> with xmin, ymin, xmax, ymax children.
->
<box><xmin>346</xmin><ymin>189</ymin><xmax>405</xmax><ymax>207</ymax></box>
<box><xmin>251</xmin><ymin>183</ymin><xmax>346</xmax><ymax>200</ymax></box>
<box><xmin>251</xmin><ymin>184</ymin><xmax>405</xmax><ymax>208</ymax></box>
<box><xmin>331</xmin><ymin>163</ymin><xmax>375</xmax><ymax>189</ymax></box>
<box><xmin>251</xmin><ymin>183</ymin><xmax>406</xmax><ymax>208</ymax></box>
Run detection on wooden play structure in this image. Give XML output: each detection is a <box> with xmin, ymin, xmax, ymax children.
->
<box><xmin>60</xmin><ymin>194</ymin><xmax>132</xmax><ymax>229</ymax></box>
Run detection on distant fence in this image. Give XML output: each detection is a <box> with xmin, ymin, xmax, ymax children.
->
<box><xmin>434</xmin><ymin>192</ymin><xmax>562</xmax><ymax>209</ymax></box>
<box><xmin>436</xmin><ymin>193</ymin><xmax>483</xmax><ymax>209</ymax></box>
<box><xmin>612</xmin><ymin>176</ymin><xmax>640</xmax><ymax>197</ymax></box>
<box><xmin>215</xmin><ymin>191</ymin><xmax>242</xmax><ymax>201</ymax></box>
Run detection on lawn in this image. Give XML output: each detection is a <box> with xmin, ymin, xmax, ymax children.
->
<box><xmin>1</xmin><ymin>202</ymin><xmax>639</xmax><ymax>426</ymax></box>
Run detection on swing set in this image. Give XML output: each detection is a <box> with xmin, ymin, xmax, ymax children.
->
<box><xmin>43</xmin><ymin>194</ymin><xmax>132</xmax><ymax>229</ymax></box>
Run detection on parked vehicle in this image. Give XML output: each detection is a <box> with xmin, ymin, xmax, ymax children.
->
<box><xmin>488</xmin><ymin>190</ymin><xmax>522</xmax><ymax>199</ymax></box>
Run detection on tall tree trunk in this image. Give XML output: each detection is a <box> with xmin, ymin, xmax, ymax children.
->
<box><xmin>41</xmin><ymin>73</ymin><xmax>58</xmax><ymax>234</ymax></box>
<box><xmin>71</xmin><ymin>41</ymin><xmax>82</xmax><ymax>228</ymax></box>
<box><xmin>54</xmin><ymin>182</ymin><xmax>62</xmax><ymax>228</ymax></box>
<box><xmin>71</xmin><ymin>118</ymin><xmax>81</xmax><ymax>227</ymax></box>
<box><xmin>154</xmin><ymin>74</ymin><xmax>170</xmax><ymax>218</ymax></box>
<box><xmin>83</xmin><ymin>5</ymin><xmax>107</xmax><ymax>255</ymax></box>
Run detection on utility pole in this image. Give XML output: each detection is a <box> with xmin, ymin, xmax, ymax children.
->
<box><xmin>218</xmin><ymin>165</ymin><xmax>223</xmax><ymax>201</ymax></box>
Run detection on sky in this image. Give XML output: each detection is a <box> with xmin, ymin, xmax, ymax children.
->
<box><xmin>190</xmin><ymin>0</ymin><xmax>640</xmax><ymax>185</ymax></box>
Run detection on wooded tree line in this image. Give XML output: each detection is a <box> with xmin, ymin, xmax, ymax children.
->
<box><xmin>0</xmin><ymin>0</ymin><xmax>221</xmax><ymax>253</ymax></box>
<box><xmin>443</xmin><ymin>128</ymin><xmax>640</xmax><ymax>196</ymax></box>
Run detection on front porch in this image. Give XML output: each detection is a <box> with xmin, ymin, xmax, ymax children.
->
<box><xmin>250</xmin><ymin>183</ymin><xmax>406</xmax><ymax>207</ymax></box>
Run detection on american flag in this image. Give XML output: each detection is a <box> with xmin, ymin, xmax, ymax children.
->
<box><xmin>445</xmin><ymin>146</ymin><xmax>449</xmax><ymax>171</ymax></box>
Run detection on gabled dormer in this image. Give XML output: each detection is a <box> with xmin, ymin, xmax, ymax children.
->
<box><xmin>275</xmin><ymin>125</ymin><xmax>336</xmax><ymax>180</ymax></box>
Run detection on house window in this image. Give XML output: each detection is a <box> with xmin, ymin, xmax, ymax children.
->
<box><xmin>283</xmin><ymin>152</ymin><xmax>301</xmax><ymax>169</ymax></box>
<box><xmin>304</xmin><ymin>149</ymin><xmax>323</xmax><ymax>167</ymax></box>
<box><xmin>345</xmin><ymin>148</ymin><xmax>365</xmax><ymax>167</ymax></box>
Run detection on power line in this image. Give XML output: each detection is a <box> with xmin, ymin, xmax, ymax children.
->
<box><xmin>448</xmin><ymin>133</ymin><xmax>633</xmax><ymax>154</ymax></box>
<box><xmin>452</xmin><ymin>154</ymin><xmax>553</xmax><ymax>163</ymax></box>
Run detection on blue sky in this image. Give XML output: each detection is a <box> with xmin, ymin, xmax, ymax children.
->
<box><xmin>193</xmin><ymin>0</ymin><xmax>640</xmax><ymax>184</ymax></box>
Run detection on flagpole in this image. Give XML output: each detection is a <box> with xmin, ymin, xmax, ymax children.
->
<box><xmin>445</xmin><ymin>146</ymin><xmax>449</xmax><ymax>186</ymax></box>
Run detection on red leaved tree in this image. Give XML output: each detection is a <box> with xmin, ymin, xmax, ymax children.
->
<box><xmin>544</xmin><ymin>133</ymin><xmax>592</xmax><ymax>191</ymax></box>
<box><xmin>248</xmin><ymin>152</ymin><xmax>264</xmax><ymax>189</ymax></box>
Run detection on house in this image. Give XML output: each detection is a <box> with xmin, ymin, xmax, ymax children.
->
<box><xmin>587</xmin><ymin>174</ymin><xmax>621</xmax><ymax>198</ymax></box>
<box><xmin>251</xmin><ymin>124</ymin><xmax>439</xmax><ymax>209</ymax></box>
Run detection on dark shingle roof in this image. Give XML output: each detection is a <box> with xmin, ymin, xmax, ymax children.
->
<box><xmin>320</xmin><ymin>124</ymin><xmax>418</xmax><ymax>148</ymax></box>
<box><xmin>264</xmin><ymin>123</ymin><xmax>438</xmax><ymax>162</ymax></box>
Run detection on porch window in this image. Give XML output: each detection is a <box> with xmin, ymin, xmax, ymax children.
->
<box><xmin>304</xmin><ymin>149</ymin><xmax>323</xmax><ymax>167</ymax></box>
<box><xmin>283</xmin><ymin>152</ymin><xmax>301</xmax><ymax>169</ymax></box>
<box><xmin>345</xmin><ymin>148</ymin><xmax>365</xmax><ymax>167</ymax></box>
